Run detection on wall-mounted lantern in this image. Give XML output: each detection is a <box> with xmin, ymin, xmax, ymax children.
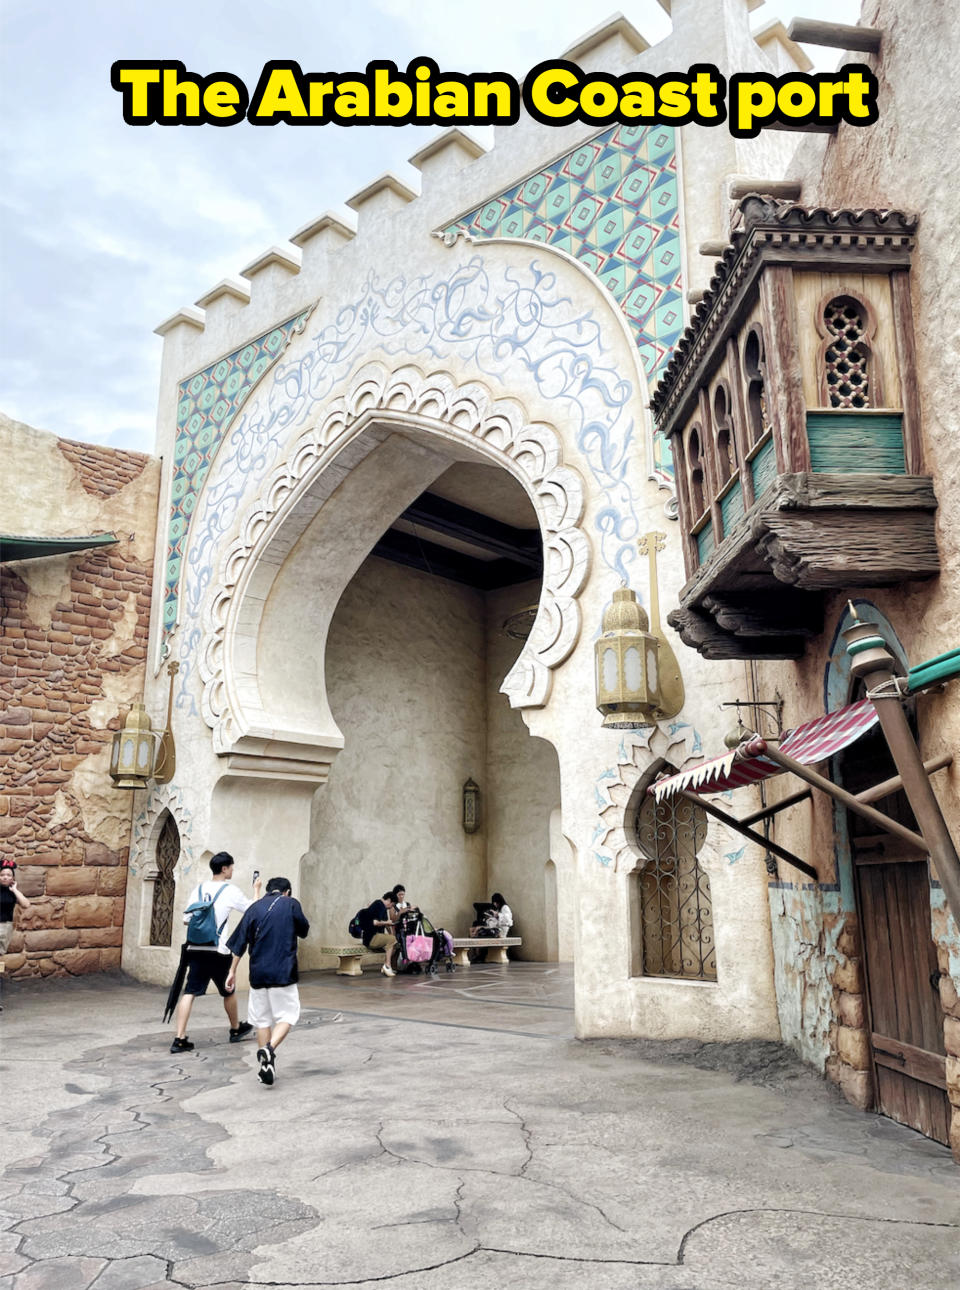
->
<box><xmin>595</xmin><ymin>588</ymin><xmax>662</xmax><ymax>729</ymax></box>
<box><xmin>109</xmin><ymin>703</ymin><xmax>156</xmax><ymax>789</ymax></box>
<box><xmin>109</xmin><ymin>662</ymin><xmax>179</xmax><ymax>791</ymax></box>
<box><xmin>595</xmin><ymin>532</ymin><xmax>685</xmax><ymax>729</ymax></box>
<box><xmin>462</xmin><ymin>778</ymin><xmax>481</xmax><ymax>834</ymax></box>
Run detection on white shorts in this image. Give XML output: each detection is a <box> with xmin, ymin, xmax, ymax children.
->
<box><xmin>246</xmin><ymin>984</ymin><xmax>301</xmax><ymax>1028</ymax></box>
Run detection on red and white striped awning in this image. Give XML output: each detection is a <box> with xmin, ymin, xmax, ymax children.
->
<box><xmin>651</xmin><ymin>699</ymin><xmax>879</xmax><ymax>802</ymax></box>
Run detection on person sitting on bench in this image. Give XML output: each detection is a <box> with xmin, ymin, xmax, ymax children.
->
<box><xmin>361</xmin><ymin>891</ymin><xmax>400</xmax><ymax>977</ymax></box>
<box><xmin>469</xmin><ymin>892</ymin><xmax>513</xmax><ymax>961</ymax></box>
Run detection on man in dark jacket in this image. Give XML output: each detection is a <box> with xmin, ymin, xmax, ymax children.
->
<box><xmin>225</xmin><ymin>877</ymin><xmax>309</xmax><ymax>1086</ymax></box>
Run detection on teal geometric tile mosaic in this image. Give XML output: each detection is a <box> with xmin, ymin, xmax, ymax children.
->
<box><xmin>161</xmin><ymin>310</ymin><xmax>312</xmax><ymax>656</ymax></box>
<box><xmin>443</xmin><ymin>123</ymin><xmax>682</xmax><ymax>478</ymax></box>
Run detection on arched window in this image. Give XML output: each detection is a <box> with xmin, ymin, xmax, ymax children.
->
<box><xmin>742</xmin><ymin>326</ymin><xmax>769</xmax><ymax>448</ymax></box>
<box><xmin>713</xmin><ymin>383</ymin><xmax>737</xmax><ymax>486</ymax></box>
<box><xmin>633</xmin><ymin>794</ymin><xmax>716</xmax><ymax>981</ymax></box>
<box><xmin>150</xmin><ymin>812</ymin><xmax>180</xmax><ymax>947</ymax></box>
<box><xmin>822</xmin><ymin>296</ymin><xmax>873</xmax><ymax>409</ymax></box>
<box><xmin>687</xmin><ymin>425</ymin><xmax>706</xmax><ymax>520</ymax></box>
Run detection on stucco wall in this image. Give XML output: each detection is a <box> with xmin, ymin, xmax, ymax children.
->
<box><xmin>299</xmin><ymin>554</ymin><xmax>487</xmax><ymax>963</ymax></box>
<box><xmin>0</xmin><ymin>415</ymin><xmax>160</xmax><ymax>977</ymax></box>
<box><xmin>485</xmin><ymin>581</ymin><xmax>564</xmax><ymax>962</ymax></box>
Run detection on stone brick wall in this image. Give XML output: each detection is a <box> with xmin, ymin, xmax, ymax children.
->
<box><xmin>936</xmin><ymin>959</ymin><xmax>960</xmax><ymax>1160</ymax></box>
<box><xmin>1</xmin><ymin>422</ymin><xmax>160</xmax><ymax>978</ymax></box>
<box><xmin>824</xmin><ymin>912</ymin><xmax>874</xmax><ymax>1113</ymax></box>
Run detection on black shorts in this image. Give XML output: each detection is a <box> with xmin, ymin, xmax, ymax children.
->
<box><xmin>184</xmin><ymin>950</ymin><xmax>234</xmax><ymax>997</ymax></box>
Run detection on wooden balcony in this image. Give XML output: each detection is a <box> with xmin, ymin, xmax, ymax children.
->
<box><xmin>651</xmin><ymin>199</ymin><xmax>939</xmax><ymax>660</ymax></box>
<box><xmin>669</xmin><ymin>470</ymin><xmax>938</xmax><ymax>659</ymax></box>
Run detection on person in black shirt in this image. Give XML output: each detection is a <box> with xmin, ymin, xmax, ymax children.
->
<box><xmin>225</xmin><ymin>877</ymin><xmax>309</xmax><ymax>1086</ymax></box>
<box><xmin>0</xmin><ymin>860</ymin><xmax>30</xmax><ymax>959</ymax></box>
<box><xmin>362</xmin><ymin>891</ymin><xmax>399</xmax><ymax>976</ymax></box>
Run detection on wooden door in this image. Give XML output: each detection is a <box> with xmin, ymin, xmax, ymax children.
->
<box><xmin>841</xmin><ymin>720</ymin><xmax>950</xmax><ymax>1145</ymax></box>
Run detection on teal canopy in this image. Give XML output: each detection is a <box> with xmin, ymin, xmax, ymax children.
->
<box><xmin>0</xmin><ymin>533</ymin><xmax>117</xmax><ymax>563</ymax></box>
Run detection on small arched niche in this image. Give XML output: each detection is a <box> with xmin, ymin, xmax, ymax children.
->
<box><xmin>150</xmin><ymin>811</ymin><xmax>180</xmax><ymax>947</ymax></box>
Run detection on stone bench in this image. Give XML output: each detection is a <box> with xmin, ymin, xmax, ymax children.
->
<box><xmin>322</xmin><ymin>945</ymin><xmax>386</xmax><ymax>976</ymax></box>
<box><xmin>323</xmin><ymin>937</ymin><xmax>522</xmax><ymax>973</ymax></box>
<box><xmin>450</xmin><ymin>937</ymin><xmax>521</xmax><ymax>965</ymax></box>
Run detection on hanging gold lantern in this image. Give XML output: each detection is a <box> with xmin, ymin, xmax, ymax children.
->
<box><xmin>109</xmin><ymin>703</ymin><xmax>157</xmax><ymax>790</ymax></box>
<box><xmin>595</xmin><ymin>587</ymin><xmax>663</xmax><ymax>729</ymax></box>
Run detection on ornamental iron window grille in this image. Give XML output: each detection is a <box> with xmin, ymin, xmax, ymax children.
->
<box><xmin>634</xmin><ymin>793</ymin><xmax>717</xmax><ymax>981</ymax></box>
<box><xmin>824</xmin><ymin>298</ymin><xmax>871</xmax><ymax>409</ymax></box>
<box><xmin>150</xmin><ymin>812</ymin><xmax>179</xmax><ymax>947</ymax></box>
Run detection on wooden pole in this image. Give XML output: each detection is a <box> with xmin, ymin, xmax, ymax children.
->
<box><xmin>739</xmin><ymin>753</ymin><xmax>951</xmax><ymax>825</ymax></box>
<box><xmin>739</xmin><ymin>786</ymin><xmax>811</xmax><ymax>827</ymax></box>
<box><xmin>679</xmin><ymin>791</ymin><xmax>819</xmax><ymax>881</ymax></box>
<box><xmin>786</xmin><ymin>19</ymin><xmax>882</xmax><ymax>54</ymax></box>
<box><xmin>757</xmin><ymin>744</ymin><xmax>928</xmax><ymax>852</ymax></box>
<box><xmin>855</xmin><ymin>753</ymin><xmax>951</xmax><ymax>806</ymax></box>
<box><xmin>843</xmin><ymin>621</ymin><xmax>960</xmax><ymax>932</ymax></box>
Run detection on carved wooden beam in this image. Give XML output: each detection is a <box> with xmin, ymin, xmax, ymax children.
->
<box><xmin>787</xmin><ymin>18</ymin><xmax>882</xmax><ymax>54</ymax></box>
<box><xmin>757</xmin><ymin>511</ymin><xmax>940</xmax><ymax>589</ymax></box>
<box><xmin>667</xmin><ymin>605</ymin><xmax>806</xmax><ymax>660</ymax></box>
<box><xmin>672</xmin><ymin>472</ymin><xmax>939</xmax><ymax>659</ymax></box>
<box><xmin>728</xmin><ymin>179</ymin><xmax>802</xmax><ymax>201</ymax></box>
<box><xmin>701</xmin><ymin>591</ymin><xmax>823</xmax><ymax>637</ymax></box>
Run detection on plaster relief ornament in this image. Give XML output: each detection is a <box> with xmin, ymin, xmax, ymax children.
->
<box><xmin>198</xmin><ymin>363</ymin><xmax>590</xmax><ymax>764</ymax></box>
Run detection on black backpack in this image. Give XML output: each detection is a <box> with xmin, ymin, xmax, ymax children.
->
<box><xmin>348</xmin><ymin>907</ymin><xmax>366</xmax><ymax>940</ymax></box>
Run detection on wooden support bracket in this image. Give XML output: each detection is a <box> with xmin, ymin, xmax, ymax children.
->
<box><xmin>787</xmin><ymin>19</ymin><xmax>882</xmax><ymax>54</ymax></box>
<box><xmin>679</xmin><ymin>790</ymin><xmax>819</xmax><ymax>881</ymax></box>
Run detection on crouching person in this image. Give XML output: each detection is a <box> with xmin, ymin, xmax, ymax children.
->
<box><xmin>225</xmin><ymin>877</ymin><xmax>310</xmax><ymax>1087</ymax></box>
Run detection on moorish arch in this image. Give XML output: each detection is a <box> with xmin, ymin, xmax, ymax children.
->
<box><xmin>197</xmin><ymin>361</ymin><xmax>590</xmax><ymax>783</ymax></box>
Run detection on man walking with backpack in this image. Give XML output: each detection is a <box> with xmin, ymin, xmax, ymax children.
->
<box><xmin>167</xmin><ymin>852</ymin><xmax>261</xmax><ymax>1054</ymax></box>
<box><xmin>225</xmin><ymin>877</ymin><xmax>309</xmax><ymax>1086</ymax></box>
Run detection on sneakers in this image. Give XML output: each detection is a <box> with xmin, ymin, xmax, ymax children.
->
<box><xmin>380</xmin><ymin>964</ymin><xmax>396</xmax><ymax>977</ymax></box>
<box><xmin>170</xmin><ymin>1036</ymin><xmax>195</xmax><ymax>1054</ymax></box>
<box><xmin>229</xmin><ymin>1022</ymin><xmax>254</xmax><ymax>1043</ymax></box>
<box><xmin>257</xmin><ymin>1044</ymin><xmax>276</xmax><ymax>1086</ymax></box>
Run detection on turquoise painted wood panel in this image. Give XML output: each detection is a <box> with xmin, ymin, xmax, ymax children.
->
<box><xmin>750</xmin><ymin>438</ymin><xmax>778</xmax><ymax>497</ymax></box>
<box><xmin>806</xmin><ymin>412</ymin><xmax>905</xmax><ymax>474</ymax></box>
<box><xmin>719</xmin><ymin>478</ymin><xmax>745</xmax><ymax>535</ymax></box>
<box><xmin>696</xmin><ymin>524</ymin><xmax>715</xmax><ymax>566</ymax></box>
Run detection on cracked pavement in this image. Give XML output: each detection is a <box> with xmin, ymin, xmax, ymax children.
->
<box><xmin>1</xmin><ymin>964</ymin><xmax>958</xmax><ymax>1289</ymax></box>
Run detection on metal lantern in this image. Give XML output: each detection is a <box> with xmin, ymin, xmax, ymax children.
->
<box><xmin>462</xmin><ymin>778</ymin><xmax>481</xmax><ymax>834</ymax></box>
<box><xmin>109</xmin><ymin>703</ymin><xmax>157</xmax><ymax>790</ymax></box>
<box><xmin>595</xmin><ymin>587</ymin><xmax>662</xmax><ymax>729</ymax></box>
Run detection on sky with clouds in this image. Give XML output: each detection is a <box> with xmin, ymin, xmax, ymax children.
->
<box><xmin>1</xmin><ymin>0</ymin><xmax>860</xmax><ymax>455</ymax></box>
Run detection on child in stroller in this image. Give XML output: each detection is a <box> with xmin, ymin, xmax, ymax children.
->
<box><xmin>393</xmin><ymin>908</ymin><xmax>455</xmax><ymax>974</ymax></box>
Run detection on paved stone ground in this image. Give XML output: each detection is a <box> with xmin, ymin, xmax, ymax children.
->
<box><xmin>1</xmin><ymin>964</ymin><xmax>958</xmax><ymax>1290</ymax></box>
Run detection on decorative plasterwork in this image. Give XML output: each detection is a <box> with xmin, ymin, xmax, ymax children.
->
<box><xmin>171</xmin><ymin>256</ymin><xmax>646</xmax><ymax>722</ymax></box>
<box><xmin>198</xmin><ymin>362</ymin><xmax>590</xmax><ymax>762</ymax></box>
<box><xmin>129</xmin><ymin>783</ymin><xmax>196</xmax><ymax>883</ymax></box>
<box><xmin>441</xmin><ymin>123</ymin><xmax>682</xmax><ymax>481</ymax></box>
<box><xmin>592</xmin><ymin>720</ymin><xmax>707</xmax><ymax>870</ymax></box>
<box><xmin>160</xmin><ymin>308</ymin><xmax>314</xmax><ymax>661</ymax></box>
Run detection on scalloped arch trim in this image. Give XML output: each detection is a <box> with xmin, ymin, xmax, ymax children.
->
<box><xmin>197</xmin><ymin>362</ymin><xmax>591</xmax><ymax>760</ymax></box>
